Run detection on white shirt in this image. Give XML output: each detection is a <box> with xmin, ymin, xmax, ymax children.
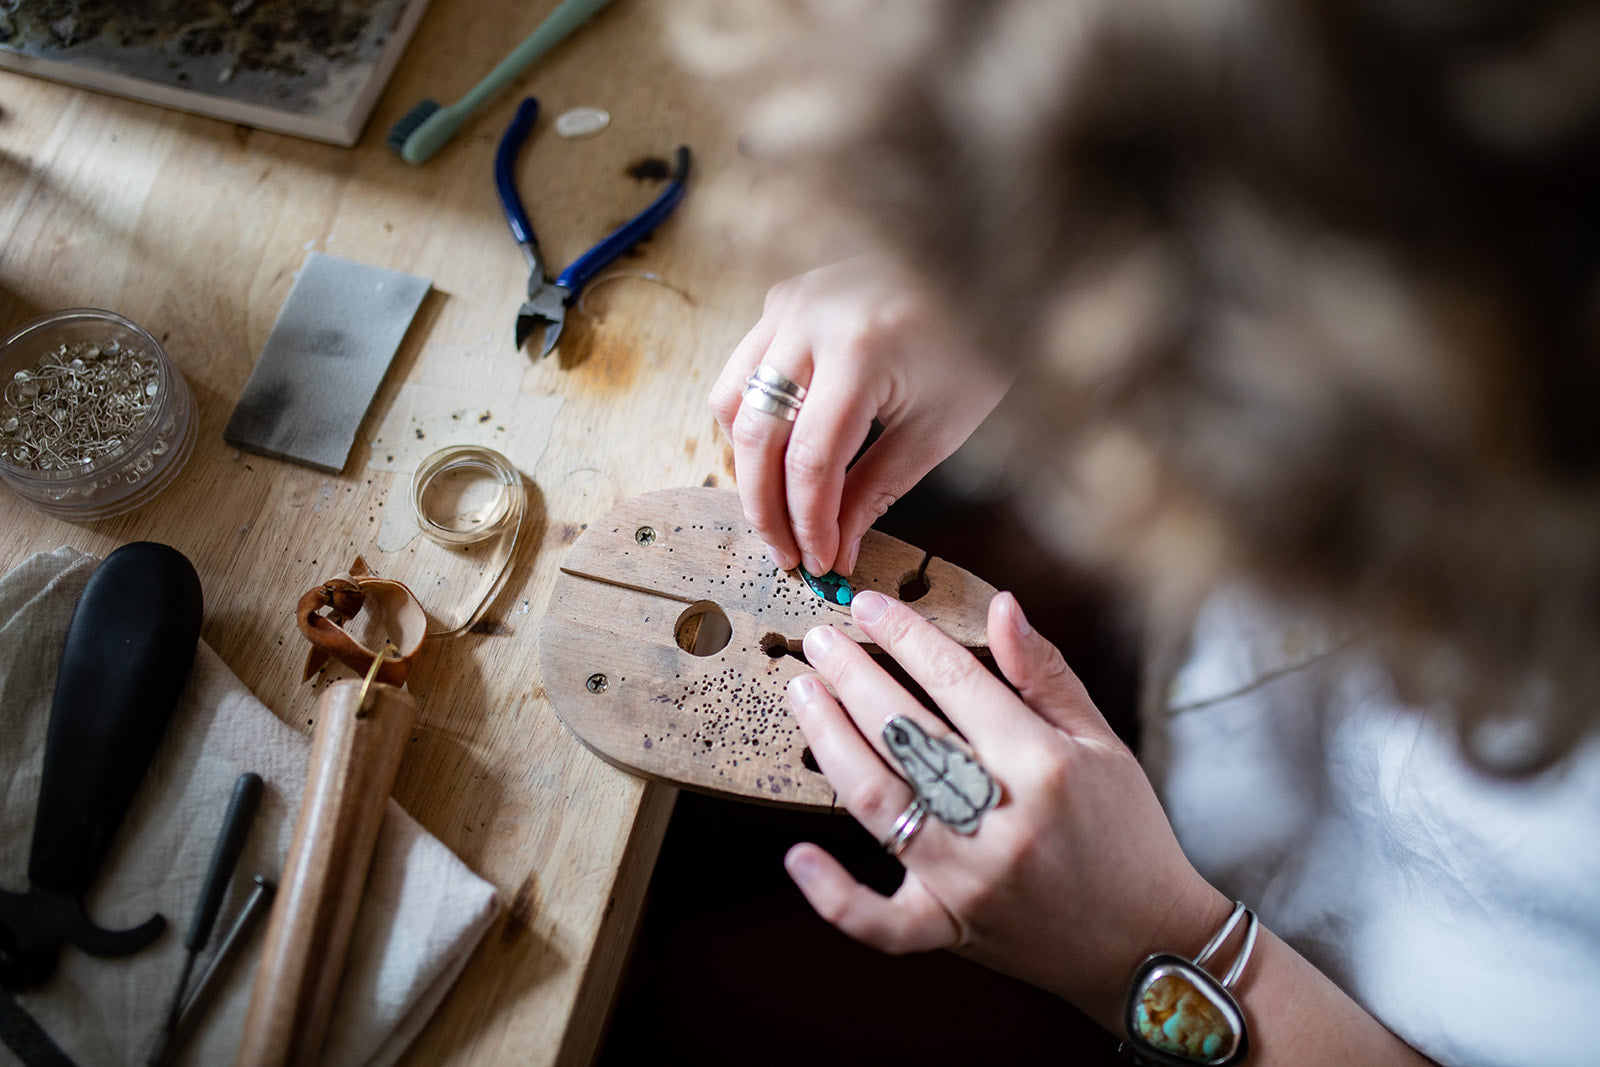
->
<box><xmin>1146</xmin><ymin>586</ymin><xmax>1600</xmax><ymax>1067</ymax></box>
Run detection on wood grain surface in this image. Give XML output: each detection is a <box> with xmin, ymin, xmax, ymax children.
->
<box><xmin>0</xmin><ymin>2</ymin><xmax>771</xmax><ymax>1062</ymax></box>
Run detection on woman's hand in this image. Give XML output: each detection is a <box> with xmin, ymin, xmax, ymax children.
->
<box><xmin>783</xmin><ymin>588</ymin><xmax>1227</xmax><ymax>1029</ymax></box>
<box><xmin>709</xmin><ymin>259</ymin><xmax>1010</xmax><ymax>577</ymax></box>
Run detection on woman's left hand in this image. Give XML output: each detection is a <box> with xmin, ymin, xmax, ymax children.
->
<box><xmin>784</xmin><ymin>588</ymin><xmax>1229</xmax><ymax>1029</ymax></box>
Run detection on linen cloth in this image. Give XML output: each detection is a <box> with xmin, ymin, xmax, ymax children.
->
<box><xmin>0</xmin><ymin>547</ymin><xmax>500</xmax><ymax>1066</ymax></box>
<box><xmin>1146</xmin><ymin>584</ymin><xmax>1600</xmax><ymax>1067</ymax></box>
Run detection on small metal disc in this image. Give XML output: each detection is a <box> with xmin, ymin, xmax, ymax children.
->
<box><xmin>554</xmin><ymin>107</ymin><xmax>611</xmax><ymax>140</ymax></box>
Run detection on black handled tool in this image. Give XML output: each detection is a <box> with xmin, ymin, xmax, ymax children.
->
<box><xmin>147</xmin><ymin>772</ymin><xmax>263</xmax><ymax>1065</ymax></box>
<box><xmin>0</xmin><ymin>542</ymin><xmax>203</xmax><ymax>991</ymax></box>
<box><xmin>156</xmin><ymin>874</ymin><xmax>276</xmax><ymax>1067</ymax></box>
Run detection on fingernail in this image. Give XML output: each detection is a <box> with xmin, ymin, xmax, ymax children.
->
<box><xmin>768</xmin><ymin>544</ymin><xmax>797</xmax><ymax>571</ymax></box>
<box><xmin>842</xmin><ymin>537</ymin><xmax>862</xmax><ymax>576</ymax></box>
<box><xmin>803</xmin><ymin>554</ymin><xmax>826</xmax><ymax>577</ymax></box>
<box><xmin>803</xmin><ymin>625</ymin><xmax>841</xmax><ymax>660</ymax></box>
<box><xmin>788</xmin><ymin>674</ymin><xmax>820</xmax><ymax>707</ymax></box>
<box><xmin>785</xmin><ymin>845</ymin><xmax>820</xmax><ymax>886</ymax></box>
<box><xmin>1005</xmin><ymin>592</ymin><xmax>1031</xmax><ymax>636</ymax></box>
<box><xmin>852</xmin><ymin>590</ymin><xmax>888</xmax><ymax>623</ymax></box>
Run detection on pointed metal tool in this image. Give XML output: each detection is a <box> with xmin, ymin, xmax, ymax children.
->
<box><xmin>146</xmin><ymin>772</ymin><xmax>263</xmax><ymax>1066</ymax></box>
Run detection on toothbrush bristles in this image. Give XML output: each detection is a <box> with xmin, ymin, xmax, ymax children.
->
<box><xmin>386</xmin><ymin>99</ymin><xmax>440</xmax><ymax>155</ymax></box>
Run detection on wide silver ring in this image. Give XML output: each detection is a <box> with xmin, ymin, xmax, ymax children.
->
<box><xmin>879</xmin><ymin>798</ymin><xmax>929</xmax><ymax>858</ymax></box>
<box><xmin>742</xmin><ymin>380</ymin><xmax>802</xmax><ymax>421</ymax></box>
<box><xmin>748</xmin><ymin>364</ymin><xmax>808</xmax><ymax>401</ymax></box>
<box><xmin>882</xmin><ymin>715</ymin><xmax>1000</xmax><ymax>835</ymax></box>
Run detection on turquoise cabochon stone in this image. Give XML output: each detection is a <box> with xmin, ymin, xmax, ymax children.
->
<box><xmin>798</xmin><ymin>565</ymin><xmax>853</xmax><ymax>606</ymax></box>
<box><xmin>1125</xmin><ymin>956</ymin><xmax>1246</xmax><ymax>1066</ymax></box>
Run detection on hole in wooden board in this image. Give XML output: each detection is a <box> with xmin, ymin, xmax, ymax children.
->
<box><xmin>676</xmin><ymin>600</ymin><xmax>733</xmax><ymax>656</ymax></box>
<box><xmin>759</xmin><ymin>630</ymin><xmax>808</xmax><ymax>664</ymax></box>
<box><xmin>897</xmin><ymin>569</ymin><xmax>930</xmax><ymax>603</ymax></box>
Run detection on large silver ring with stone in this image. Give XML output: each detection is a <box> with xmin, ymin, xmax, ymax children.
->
<box><xmin>880</xmin><ymin>798</ymin><xmax>929</xmax><ymax>858</ymax></box>
<box><xmin>742</xmin><ymin>365</ymin><xmax>806</xmax><ymax>422</ymax></box>
<box><xmin>881</xmin><ymin>715</ymin><xmax>1000</xmax><ymax>835</ymax></box>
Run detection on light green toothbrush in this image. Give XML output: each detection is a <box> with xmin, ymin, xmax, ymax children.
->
<box><xmin>387</xmin><ymin>0</ymin><xmax>618</xmax><ymax>165</ymax></box>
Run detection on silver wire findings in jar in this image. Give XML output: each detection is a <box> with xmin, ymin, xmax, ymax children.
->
<box><xmin>0</xmin><ymin>309</ymin><xmax>196</xmax><ymax>520</ymax></box>
<box><xmin>0</xmin><ymin>339</ymin><xmax>157</xmax><ymax>472</ymax></box>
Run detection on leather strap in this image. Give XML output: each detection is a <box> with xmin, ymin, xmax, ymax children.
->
<box><xmin>297</xmin><ymin>575</ymin><xmax>427</xmax><ymax>686</ymax></box>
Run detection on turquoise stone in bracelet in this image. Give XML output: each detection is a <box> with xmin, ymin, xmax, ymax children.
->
<box><xmin>1127</xmin><ymin>962</ymin><xmax>1243</xmax><ymax>1064</ymax></box>
<box><xmin>1121</xmin><ymin>902</ymin><xmax>1256</xmax><ymax>1067</ymax></box>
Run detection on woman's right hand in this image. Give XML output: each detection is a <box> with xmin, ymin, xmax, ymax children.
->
<box><xmin>709</xmin><ymin>259</ymin><xmax>1010</xmax><ymax>577</ymax></box>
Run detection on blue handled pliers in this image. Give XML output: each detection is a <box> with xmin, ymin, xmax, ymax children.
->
<box><xmin>495</xmin><ymin>97</ymin><xmax>691</xmax><ymax>357</ymax></box>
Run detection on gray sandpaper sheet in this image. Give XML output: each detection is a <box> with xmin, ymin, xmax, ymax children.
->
<box><xmin>224</xmin><ymin>252</ymin><xmax>431</xmax><ymax>472</ymax></box>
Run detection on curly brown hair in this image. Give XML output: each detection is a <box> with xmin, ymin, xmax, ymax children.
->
<box><xmin>681</xmin><ymin>0</ymin><xmax>1600</xmax><ymax>772</ymax></box>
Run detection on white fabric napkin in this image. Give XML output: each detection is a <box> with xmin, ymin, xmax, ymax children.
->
<box><xmin>0</xmin><ymin>547</ymin><xmax>500</xmax><ymax>1066</ymax></box>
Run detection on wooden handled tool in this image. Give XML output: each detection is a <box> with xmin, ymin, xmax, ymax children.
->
<box><xmin>234</xmin><ymin>678</ymin><xmax>416</xmax><ymax>1067</ymax></box>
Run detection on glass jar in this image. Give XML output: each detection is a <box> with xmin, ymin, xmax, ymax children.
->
<box><xmin>0</xmin><ymin>308</ymin><xmax>197</xmax><ymax>520</ymax></box>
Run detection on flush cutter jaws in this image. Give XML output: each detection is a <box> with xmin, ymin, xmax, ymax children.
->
<box><xmin>495</xmin><ymin>97</ymin><xmax>690</xmax><ymax>357</ymax></box>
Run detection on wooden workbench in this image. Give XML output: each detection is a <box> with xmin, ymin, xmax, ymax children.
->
<box><xmin>0</xmin><ymin>2</ymin><xmax>768</xmax><ymax>1061</ymax></box>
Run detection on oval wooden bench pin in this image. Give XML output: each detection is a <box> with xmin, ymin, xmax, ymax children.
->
<box><xmin>537</xmin><ymin>487</ymin><xmax>997</xmax><ymax>809</ymax></box>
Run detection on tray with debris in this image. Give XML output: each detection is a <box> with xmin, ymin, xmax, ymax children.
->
<box><xmin>0</xmin><ymin>0</ymin><xmax>430</xmax><ymax>145</ymax></box>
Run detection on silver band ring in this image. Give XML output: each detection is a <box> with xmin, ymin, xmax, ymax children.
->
<box><xmin>741</xmin><ymin>383</ymin><xmax>801</xmax><ymax>421</ymax></box>
<box><xmin>879</xmin><ymin>798</ymin><xmax>929</xmax><ymax>858</ymax></box>
<box><xmin>749</xmin><ymin>364</ymin><xmax>808</xmax><ymax>401</ymax></box>
<box><xmin>742</xmin><ymin>365</ymin><xmax>807</xmax><ymax>422</ymax></box>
